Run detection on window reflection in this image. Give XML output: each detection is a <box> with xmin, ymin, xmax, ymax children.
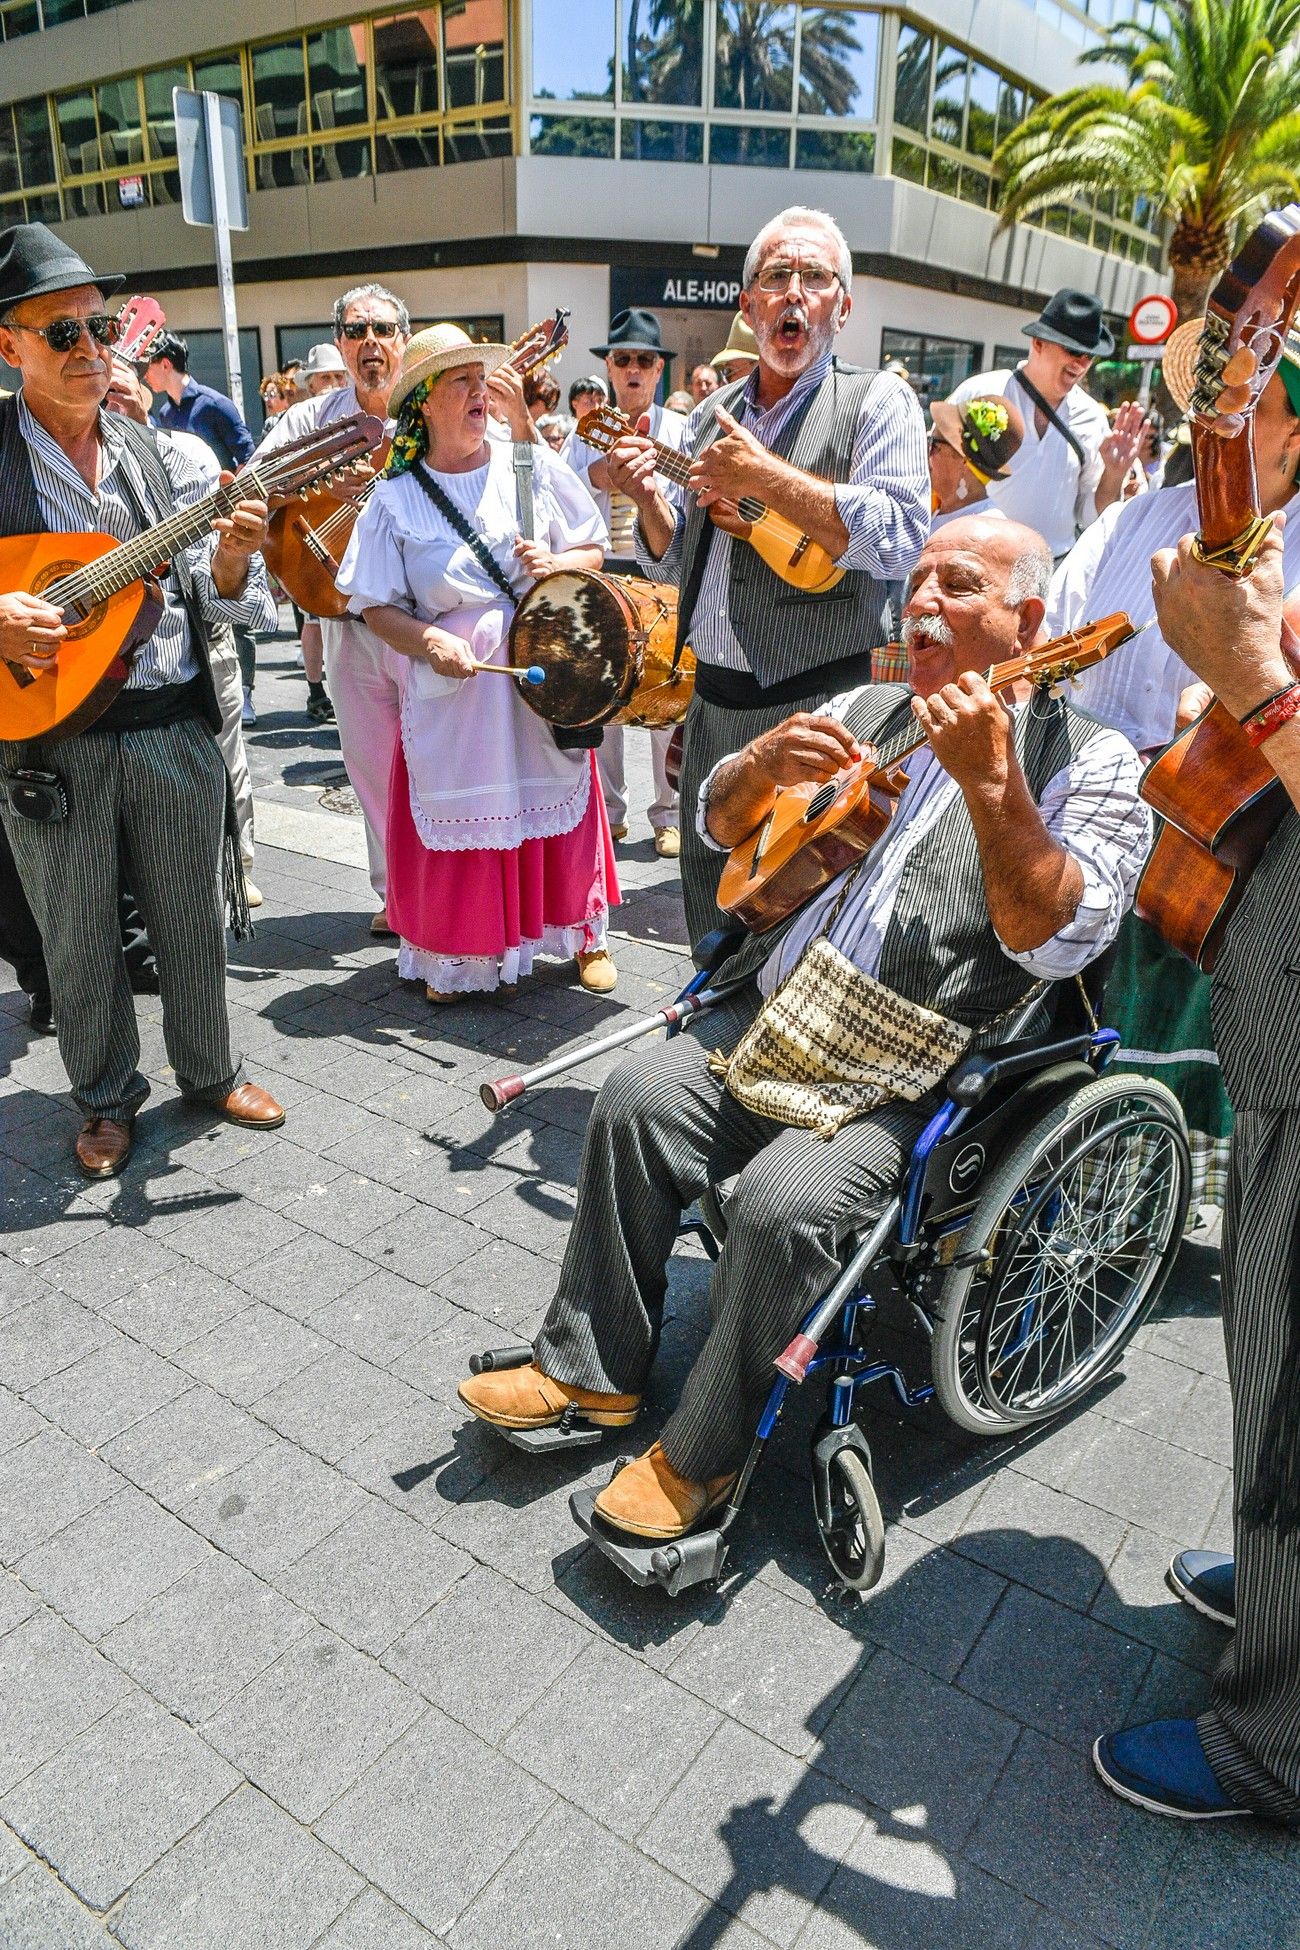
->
<box><xmin>444</xmin><ymin>115</ymin><xmax>511</xmax><ymax>160</ymax></box>
<box><xmin>929</xmin><ymin>43</ymin><xmax>967</xmax><ymax>147</ymax></box>
<box><xmin>711</xmin><ymin>124</ymin><xmax>791</xmax><ymax>166</ymax></box>
<box><xmin>795</xmin><ymin>127</ymin><xmax>874</xmax><ymax>170</ymax></box>
<box><xmin>95</xmin><ymin>78</ymin><xmax>142</xmax><ymax>172</ymax></box>
<box><xmin>620</xmin><ymin>118</ymin><xmax>703</xmax><ymax>162</ymax></box>
<box><xmin>623</xmin><ymin>1</ymin><xmax>702</xmax><ymax>106</ymax></box>
<box><xmin>965</xmin><ymin>60</ymin><xmax>999</xmax><ymax>158</ymax></box>
<box><xmin>798</xmin><ymin>8</ymin><xmax>877</xmax><ymax>120</ymax></box>
<box><xmin>308</xmin><ymin>26</ymin><xmax>369</xmax><ymax>133</ymax></box>
<box><xmin>143</xmin><ymin>66</ymin><xmax>186</xmax><ymax>161</ymax></box>
<box><xmin>893</xmin><ymin>26</ymin><xmax>930</xmax><ymax>134</ymax></box>
<box><xmin>444</xmin><ymin>0</ymin><xmax>506</xmax><ymax>110</ymax></box>
<box><xmin>374</xmin><ymin>11</ymin><xmax>440</xmax><ymax>119</ymax></box>
<box><xmin>529</xmin><ymin>114</ymin><xmax>615</xmax><ymax>157</ymax></box>
<box><xmin>714</xmin><ymin>2</ymin><xmax>796</xmax><ymax>114</ymax></box>
<box><xmin>533</xmin><ymin>0</ymin><xmax>613</xmax><ymax>102</ymax></box>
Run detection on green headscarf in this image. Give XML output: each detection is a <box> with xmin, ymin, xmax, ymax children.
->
<box><xmin>382</xmin><ymin>375</ymin><xmax>436</xmax><ymax>477</ymax></box>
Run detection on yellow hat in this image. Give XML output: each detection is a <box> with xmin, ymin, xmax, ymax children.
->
<box><xmin>710</xmin><ymin>313</ymin><xmax>759</xmax><ymax>371</ymax></box>
<box><xmin>388</xmin><ymin>323</ymin><xmax>511</xmax><ymax>415</ymax></box>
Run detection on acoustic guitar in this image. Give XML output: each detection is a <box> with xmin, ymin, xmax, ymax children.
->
<box><xmin>112</xmin><ymin>295</ymin><xmax>167</xmax><ymax>371</ymax></box>
<box><xmin>1136</xmin><ymin>203</ymin><xmax>1300</xmax><ymax>970</ymax></box>
<box><xmin>716</xmin><ymin>615</ymin><xmax>1139</xmax><ymax>932</ymax></box>
<box><xmin>264</xmin><ymin>310</ymin><xmax>572</xmax><ymax>618</ymax></box>
<box><xmin>0</xmin><ymin>413</ymin><xmax>384</xmax><ymax>743</ymax></box>
<box><xmin>575</xmin><ymin>405</ymin><xmax>846</xmax><ymax>594</ymax></box>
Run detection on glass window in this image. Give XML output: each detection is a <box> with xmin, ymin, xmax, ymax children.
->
<box><xmin>444</xmin><ymin>115</ymin><xmax>511</xmax><ymax>160</ymax></box>
<box><xmin>927</xmin><ymin>150</ymin><xmax>959</xmax><ymax>197</ymax></box>
<box><xmin>965</xmin><ymin>61</ymin><xmax>999</xmax><ymax>159</ymax></box>
<box><xmin>0</xmin><ymin>109</ymin><xmax>20</xmax><ymax>197</ymax></box>
<box><xmin>957</xmin><ymin>164</ymin><xmax>990</xmax><ymax>206</ymax></box>
<box><xmin>929</xmin><ymin>44</ymin><xmax>967</xmax><ymax>148</ymax></box>
<box><xmin>881</xmin><ymin>328</ymin><xmax>977</xmax><ymax>404</ymax></box>
<box><xmin>710</xmin><ymin>124</ymin><xmax>791</xmax><ymax>167</ymax></box>
<box><xmin>798</xmin><ymin>8</ymin><xmax>878</xmax><ymax>120</ymax></box>
<box><xmin>308</xmin><ymin>26</ymin><xmax>369</xmax><ymax>133</ymax></box>
<box><xmin>378</xmin><ymin>126</ymin><xmax>440</xmax><ymax>169</ymax></box>
<box><xmin>16</xmin><ymin>97</ymin><xmax>55</xmax><ymax>188</ymax></box>
<box><xmin>55</xmin><ymin>87</ymin><xmax>98</xmax><ymax>176</ymax></box>
<box><xmin>996</xmin><ymin>80</ymin><xmax>1024</xmax><ymax>141</ymax></box>
<box><xmin>623</xmin><ymin>3</ymin><xmax>702</xmax><ymax>105</ymax></box>
<box><xmin>95</xmin><ymin>77</ymin><xmax>142</xmax><ymax>171</ymax></box>
<box><xmin>252</xmin><ymin>38</ymin><xmax>308</xmax><ymax>149</ymax></box>
<box><xmin>891</xmin><ymin>135</ymin><xmax>926</xmax><ymax>183</ymax></box>
<box><xmin>192</xmin><ymin>52</ymin><xmax>245</xmax><ymax>108</ymax></box>
<box><xmin>374</xmin><ymin>11</ymin><xmax>439</xmax><ymax>119</ymax></box>
<box><xmin>143</xmin><ymin>66</ymin><xmax>186</xmax><ymax>161</ymax></box>
<box><xmin>620</xmin><ymin>119</ymin><xmax>704</xmax><ymax>162</ymax></box>
<box><xmin>714</xmin><ymin>2</ymin><xmax>796</xmax><ymax>114</ymax></box>
<box><xmin>529</xmin><ymin>114</ymin><xmax>615</xmax><ymax>156</ymax></box>
<box><xmin>893</xmin><ymin>26</ymin><xmax>930</xmax><ymax>135</ymax></box>
<box><xmin>43</xmin><ymin>0</ymin><xmax>83</xmax><ymax>22</ymax></box>
<box><xmin>0</xmin><ymin>5</ymin><xmax>42</xmax><ymax>43</ymax></box>
<box><xmin>795</xmin><ymin>126</ymin><xmax>874</xmax><ymax>170</ymax></box>
<box><xmin>533</xmin><ymin>0</ymin><xmax>612</xmax><ymax>102</ymax></box>
<box><xmin>444</xmin><ymin>0</ymin><xmax>506</xmax><ymax>110</ymax></box>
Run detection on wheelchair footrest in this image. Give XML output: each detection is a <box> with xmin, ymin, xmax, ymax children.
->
<box><xmin>569</xmin><ymin>1488</ymin><xmax>728</xmax><ymax>1592</ymax></box>
<box><xmin>503</xmin><ymin>1420</ymin><xmax>606</xmax><ymax>1453</ymax></box>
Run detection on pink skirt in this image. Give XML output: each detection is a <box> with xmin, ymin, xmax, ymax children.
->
<box><xmin>386</xmin><ymin>743</ymin><xmax>620</xmax><ymax>993</ymax></box>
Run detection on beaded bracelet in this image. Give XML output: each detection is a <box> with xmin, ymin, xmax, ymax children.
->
<box><xmin>1241</xmin><ymin>681</ymin><xmax>1300</xmax><ymax>748</ymax></box>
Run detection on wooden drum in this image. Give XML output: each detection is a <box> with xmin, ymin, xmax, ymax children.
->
<box><xmin>508</xmin><ymin>570</ymin><xmax>693</xmax><ymax>730</ymax></box>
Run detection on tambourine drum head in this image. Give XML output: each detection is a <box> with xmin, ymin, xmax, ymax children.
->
<box><xmin>508</xmin><ymin>571</ymin><xmax>637</xmax><ymax>728</ymax></box>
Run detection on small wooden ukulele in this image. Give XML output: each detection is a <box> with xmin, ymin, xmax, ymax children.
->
<box><xmin>1136</xmin><ymin>203</ymin><xmax>1300</xmax><ymax>970</ymax></box>
<box><xmin>716</xmin><ymin>614</ymin><xmax>1139</xmax><ymax>931</ymax></box>
<box><xmin>575</xmin><ymin>404</ymin><xmax>845</xmax><ymax>594</ymax></box>
<box><xmin>264</xmin><ymin>311</ymin><xmax>571</xmax><ymax>618</ymax></box>
<box><xmin>0</xmin><ymin>414</ymin><xmax>384</xmax><ymax>742</ymax></box>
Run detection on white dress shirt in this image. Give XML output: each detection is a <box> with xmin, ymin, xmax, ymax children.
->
<box><xmin>948</xmin><ymin>368</ymin><xmax>1109</xmax><ymax>559</ymax></box>
<box><xmin>562</xmin><ymin>400</ymin><xmax>686</xmax><ymax>554</ymax></box>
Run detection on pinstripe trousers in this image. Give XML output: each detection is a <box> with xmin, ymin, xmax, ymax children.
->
<box><xmin>534</xmin><ymin>989</ymin><xmax>926</xmax><ymax>1480</ymax></box>
<box><xmin>0</xmin><ymin>720</ymin><xmax>241</xmax><ymax>1124</ymax></box>
<box><xmin>1198</xmin><ymin>1108</ymin><xmax>1300</xmax><ymax>1820</ymax></box>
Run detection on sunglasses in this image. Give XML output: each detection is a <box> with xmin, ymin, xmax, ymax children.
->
<box><xmin>610</xmin><ymin>351</ymin><xmax>660</xmax><ymax>369</ymax></box>
<box><xmin>9</xmin><ymin>313</ymin><xmax>122</xmax><ymax>353</ymax></box>
<box><xmin>339</xmin><ymin>318</ymin><xmax>401</xmax><ymax>340</ymax></box>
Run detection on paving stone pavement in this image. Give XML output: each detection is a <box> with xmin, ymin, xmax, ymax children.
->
<box><xmin>0</xmin><ymin>636</ymin><xmax>1296</xmax><ymax>1948</ymax></box>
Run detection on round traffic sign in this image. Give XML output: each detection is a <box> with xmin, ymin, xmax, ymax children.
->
<box><xmin>1128</xmin><ymin>295</ymin><xmax>1178</xmax><ymax>345</ymax></box>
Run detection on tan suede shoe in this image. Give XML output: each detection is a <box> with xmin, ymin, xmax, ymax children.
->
<box><xmin>593</xmin><ymin>1441</ymin><xmax>736</xmax><ymax>1540</ymax></box>
<box><xmin>577</xmin><ymin>950</ymin><xmax>617</xmax><ymax>994</ymax></box>
<box><xmin>458</xmin><ymin>1361</ymin><xmax>640</xmax><ymax>1431</ymax></box>
<box><xmin>74</xmin><ymin>1115</ymin><xmax>133</xmax><ymax>1180</ymax></box>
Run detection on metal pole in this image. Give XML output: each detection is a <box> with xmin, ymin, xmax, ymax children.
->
<box><xmin>202</xmin><ymin>91</ymin><xmax>244</xmax><ymax>420</ymax></box>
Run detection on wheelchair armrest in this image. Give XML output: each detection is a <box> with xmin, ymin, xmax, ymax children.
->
<box><xmin>692</xmin><ymin>927</ymin><xmax>747</xmax><ymax>975</ymax></box>
<box><xmin>947</xmin><ymin>1032</ymin><xmax>1096</xmax><ymax>1107</ymax></box>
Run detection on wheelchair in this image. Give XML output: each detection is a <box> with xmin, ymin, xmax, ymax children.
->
<box><xmin>471</xmin><ymin>930</ymin><xmax>1191</xmax><ymax>1599</ymax></box>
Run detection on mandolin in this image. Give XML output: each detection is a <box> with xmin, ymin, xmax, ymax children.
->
<box><xmin>716</xmin><ymin>614</ymin><xmax>1139</xmax><ymax>931</ymax></box>
<box><xmin>264</xmin><ymin>310</ymin><xmax>572</xmax><ymax>618</ymax></box>
<box><xmin>575</xmin><ymin>404</ymin><xmax>846</xmax><ymax>594</ymax></box>
<box><xmin>0</xmin><ymin>413</ymin><xmax>384</xmax><ymax>743</ymax></box>
<box><xmin>1136</xmin><ymin>204</ymin><xmax>1300</xmax><ymax>970</ymax></box>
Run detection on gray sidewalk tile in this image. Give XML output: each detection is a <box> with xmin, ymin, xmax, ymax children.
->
<box><xmin>448</xmin><ymin>1801</ymin><xmax>701</xmax><ymax>1950</ymax></box>
<box><xmin>1090</xmin><ymin>1527</ymin><xmax>1226</xmax><ymax>1673</ymax></box>
<box><xmin>0</xmin><ymin>1262</ymin><xmax>52</xmax><ymax>1325</ymax></box>
<box><xmin>0</xmin><ymin>1389</ymin><xmax>44</xmax><ymax>1457</ymax></box>
<box><xmin>547</xmin><ymin>1534</ymin><xmax>717</xmax><ymax>1672</ymax></box>
<box><xmin>17</xmin><ymin>1486</ymin><xmax>210</xmax><ymax>1642</ymax></box>
<box><xmin>312</xmin><ymin>1888</ymin><xmax>443</xmax><ymax>1950</ymax></box>
<box><xmin>666</xmin><ymin>1580</ymin><xmax>861</xmax><ymax>1760</ymax></box>
<box><xmin>164</xmin><ymin>1197</ymin><xmax>304</xmax><ymax>1275</ymax></box>
<box><xmin>0</xmin><ymin>1610</ymin><xmax>134</xmax><ymax>1795</ymax></box>
<box><xmin>0</xmin><ymin>1574</ymin><xmax>37</xmax><ymax>1640</ymax></box>
<box><xmin>0</xmin><ymin>1427</ymin><xmax>119</xmax><ymax>1563</ymax></box>
<box><xmin>0</xmin><ymin>1693</ymin><xmax>238</xmax><ymax>1909</ymax></box>
<box><xmin>253</xmin><ymin>1347</ymin><xmax>422</xmax><ymax>1463</ymax></box>
<box><xmin>356</xmin><ymin>1204</ymin><xmax>482</xmax><ymax>1286</ymax></box>
<box><xmin>958</xmin><ymin>1584</ymin><xmax>1152</xmax><ymax>1753</ymax></box>
<box><xmin>233</xmin><ymin>1234</ymin><xmax>380</xmax><ymax>1320</ymax></box>
<box><xmin>383</xmin><ymin>1564</ymin><xmax>587</xmax><ymax>1741</ymax></box>
<box><xmin>640</xmin><ymin>1719</ymin><xmax>867</xmax><ymax>1948</ymax></box>
<box><xmin>1062</xmin><ymin>1420</ymin><xmax>1229</xmax><ymax>1543</ymax></box>
<box><xmin>465</xmin><ymin>1181</ymin><xmax>576</xmax><ymax>1264</ymax></box>
<box><xmin>101</xmin><ymin>1385</ymin><xmax>276</xmax><ymax>1508</ymax></box>
<box><xmin>25</xmin><ymin>1336</ymin><xmax>187</xmax><ymax>1448</ymax></box>
<box><xmin>0</xmin><ymin>1822</ymin><xmax>29</xmax><ymax>1883</ymax></box>
<box><xmin>430</xmin><ymin>1445</ymin><xmax>610</xmax><ymax>1593</ymax></box>
<box><xmin>101</xmin><ymin>1555</ymin><xmax>312</xmax><ymax>1725</ymax></box>
<box><xmin>336</xmin><ymin>1393</ymin><xmax>500</xmax><ymax>1518</ymax></box>
<box><xmin>0</xmin><ymin>1865</ymin><xmax>115</xmax><ymax>1950</ymax></box>
<box><xmin>394</xmin><ymin>1308</ymin><xmax>520</xmax><ymax>1407</ymax></box>
<box><xmin>98</xmin><ymin>1259</ymin><xmax>254</xmax><ymax>1356</ymax></box>
<box><xmin>1090</xmin><ymin>1347</ymin><xmax>1198</xmax><ymax>1442</ymax></box>
<box><xmin>1135</xmin><ymin>1304</ymin><xmax>1229</xmax><ymax>1382</ymax></box>
<box><xmin>275</xmin><ymin>1501</ymin><xmax>471</xmax><ymax>1654</ymax></box>
<box><xmin>431</xmin><ymin>1237</ymin><xmax>562</xmax><ymax>1332</ymax></box>
<box><xmin>310</xmin><ymin>1268</ymin><xmax>450</xmax><ymax>1365</ymax></box>
<box><xmin>815</xmin><ymin>1645</ymin><xmax>1019</xmax><ymax>1847</ymax></box>
<box><xmin>201</xmin><ymin>1629</ymin><xmax>424</xmax><ymax>1823</ymax></box>
<box><xmin>798</xmin><ymin>1818</ymin><xmax>1044</xmax><ymax>1950</ymax></box>
<box><xmin>1148</xmin><ymin>1824</ymin><xmax>1300</xmax><ymax>1947</ymax></box>
<box><xmin>950</xmin><ymin>1467</ymin><xmax>1128</xmax><ymax>1612</ymax></box>
<box><xmin>0</xmin><ymin>1291</ymin><xmax>111</xmax><ymax>1391</ymax></box>
<box><xmin>846</xmin><ymin>1532</ymin><xmax>1006</xmax><ymax>1684</ymax></box>
<box><xmin>967</xmin><ymin>1725</ymin><xmax>1180</xmax><ymax>1943</ymax></box>
<box><xmin>1127</xmin><ymin>1649</ymin><xmax>1215</xmax><ymax>1728</ymax></box>
<box><xmin>110</xmin><ymin>1785</ymin><xmax>362</xmax><ymax>1950</ymax></box>
<box><xmin>212</xmin><ymin>1137</ymin><xmax>347</xmax><ymax>1214</ymax></box>
<box><xmin>1164</xmin><ymin>1370</ymin><xmax>1235</xmax><ymax>1470</ymax></box>
<box><xmin>41</xmin><ymin>1229</ymin><xmax>180</xmax><ymax>1307</ymax></box>
<box><xmin>503</xmin><ymin>1637</ymin><xmax>719</xmax><ymax>1839</ymax></box>
<box><xmin>174</xmin><ymin>1301</ymin><xmax>325</xmax><ymax>1406</ymax></box>
<box><xmin>183</xmin><ymin>1439</ymin><xmax>366</xmax><ymax>1575</ymax></box>
<box><xmin>315</xmin><ymin>1707</ymin><xmax>554</xmax><ymax>1938</ymax></box>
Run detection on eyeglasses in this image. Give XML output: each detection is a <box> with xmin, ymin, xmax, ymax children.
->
<box><xmin>754</xmin><ymin>262</ymin><xmax>839</xmax><ymax>294</ymax></box>
<box><xmin>610</xmin><ymin>351</ymin><xmax>660</xmax><ymax>369</ymax></box>
<box><xmin>9</xmin><ymin>313</ymin><xmax>122</xmax><ymax>353</ymax></box>
<box><xmin>339</xmin><ymin>318</ymin><xmax>401</xmax><ymax>341</ymax></box>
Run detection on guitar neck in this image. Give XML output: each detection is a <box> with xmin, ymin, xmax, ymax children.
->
<box><xmin>53</xmin><ymin>466</ymin><xmax>271</xmax><ymax>608</ymax></box>
<box><xmin>869</xmin><ymin>645</ymin><xmax>1089</xmax><ymax>773</ymax></box>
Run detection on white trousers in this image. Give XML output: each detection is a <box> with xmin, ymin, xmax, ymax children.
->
<box><xmin>322</xmin><ymin>615</ymin><xmax>404</xmax><ymax>905</ymax></box>
<box><xmin>210</xmin><ymin>623</ymin><xmax>255</xmax><ymax>866</ymax></box>
<box><xmin>596</xmin><ymin>724</ymin><xmax>679</xmax><ymax>831</ymax></box>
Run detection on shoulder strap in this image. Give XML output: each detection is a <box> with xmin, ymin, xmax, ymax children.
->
<box><xmin>1011</xmin><ymin>368</ymin><xmax>1086</xmax><ymax>467</ymax></box>
<box><xmin>406</xmin><ymin>463</ymin><xmax>516</xmax><ymax>605</ymax></box>
<box><xmin>513</xmin><ymin>441</ymin><xmax>535</xmax><ymax>543</ymax></box>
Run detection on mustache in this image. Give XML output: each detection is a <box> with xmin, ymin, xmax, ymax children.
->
<box><xmin>778</xmin><ymin>303</ymin><xmax>809</xmax><ymax>332</ymax></box>
<box><xmin>901</xmin><ymin>614</ymin><xmax>954</xmax><ymax>651</ymax></box>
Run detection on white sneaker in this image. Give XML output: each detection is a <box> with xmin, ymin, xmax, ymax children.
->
<box><xmin>241</xmin><ymin>688</ymin><xmax>256</xmax><ymax>726</ymax></box>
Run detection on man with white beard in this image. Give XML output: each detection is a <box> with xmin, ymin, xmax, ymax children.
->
<box><xmin>605</xmin><ymin>204</ymin><xmax>930</xmax><ymax>945</ymax></box>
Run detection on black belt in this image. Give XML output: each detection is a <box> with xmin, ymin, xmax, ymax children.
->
<box><xmin>95</xmin><ymin>675</ymin><xmax>207</xmax><ymax>734</ymax></box>
<box><xmin>693</xmin><ymin>647</ymin><xmax>877</xmax><ymax>711</ymax></box>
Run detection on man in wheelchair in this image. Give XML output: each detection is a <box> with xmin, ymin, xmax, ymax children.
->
<box><xmin>457</xmin><ymin>515</ymin><xmax>1153</xmax><ymax>1542</ymax></box>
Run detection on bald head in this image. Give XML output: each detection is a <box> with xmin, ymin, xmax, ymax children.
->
<box><xmin>902</xmin><ymin>516</ymin><xmax>1052</xmax><ymax>697</ymax></box>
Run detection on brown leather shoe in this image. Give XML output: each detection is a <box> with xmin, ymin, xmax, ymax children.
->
<box><xmin>593</xmin><ymin>1441</ymin><xmax>735</xmax><ymax>1540</ymax></box>
<box><xmin>75</xmin><ymin>1116</ymin><xmax>133</xmax><ymax>1180</ymax></box>
<box><xmin>211</xmin><ymin>1082</ymin><xmax>286</xmax><ymax>1129</ymax></box>
<box><xmin>458</xmin><ymin>1361</ymin><xmax>640</xmax><ymax>1431</ymax></box>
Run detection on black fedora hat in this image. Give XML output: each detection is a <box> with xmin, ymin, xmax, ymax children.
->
<box><xmin>591</xmin><ymin>307</ymin><xmax>672</xmax><ymax>358</ymax></box>
<box><xmin>0</xmin><ymin>221</ymin><xmax>123</xmax><ymax>312</ymax></box>
<box><xmin>1022</xmin><ymin>287</ymin><xmax>1115</xmax><ymax>359</ymax></box>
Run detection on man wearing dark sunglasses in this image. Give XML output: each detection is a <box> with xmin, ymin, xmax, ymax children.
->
<box><xmin>0</xmin><ymin>221</ymin><xmax>285</xmax><ymax>1180</ymax></box>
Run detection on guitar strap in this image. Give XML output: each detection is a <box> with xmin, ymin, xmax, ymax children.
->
<box><xmin>1011</xmin><ymin>368</ymin><xmax>1086</xmax><ymax>466</ymax></box>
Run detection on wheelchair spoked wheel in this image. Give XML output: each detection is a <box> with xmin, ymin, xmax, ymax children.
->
<box><xmin>814</xmin><ymin>1445</ymin><xmax>887</xmax><ymax>1592</ymax></box>
<box><xmin>930</xmin><ymin>1074</ymin><xmax>1190</xmax><ymax>1436</ymax></box>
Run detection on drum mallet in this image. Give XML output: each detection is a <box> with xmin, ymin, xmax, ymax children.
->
<box><xmin>468</xmin><ymin>660</ymin><xmax>545</xmax><ymax>685</ymax></box>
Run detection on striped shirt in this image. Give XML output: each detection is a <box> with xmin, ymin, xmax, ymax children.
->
<box><xmin>17</xmin><ymin>395</ymin><xmax>275</xmax><ymax>691</ymax></box>
<box><xmin>640</xmin><ymin>350</ymin><xmax>929</xmax><ymax>670</ymax></box>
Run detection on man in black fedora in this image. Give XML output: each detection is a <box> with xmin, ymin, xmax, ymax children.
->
<box><xmin>0</xmin><ymin>220</ymin><xmax>286</xmax><ymax>1179</ymax></box>
<box><xmin>563</xmin><ymin>306</ymin><xmax>689</xmax><ymax>854</ymax></box>
<box><xmin>950</xmin><ymin>286</ymin><xmax>1147</xmax><ymax>561</ymax></box>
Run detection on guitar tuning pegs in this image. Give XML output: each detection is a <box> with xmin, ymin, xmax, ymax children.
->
<box><xmin>298</xmin><ymin>487</ymin><xmax>310</xmax><ymax>501</ymax></box>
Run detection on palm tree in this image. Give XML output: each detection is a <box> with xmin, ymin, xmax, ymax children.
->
<box><xmin>994</xmin><ymin>0</ymin><xmax>1300</xmax><ymax>323</ymax></box>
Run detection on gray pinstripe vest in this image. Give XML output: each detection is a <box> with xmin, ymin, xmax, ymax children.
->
<box><xmin>1212</xmin><ymin>810</ymin><xmax>1300</xmax><ymax>1109</ymax></box>
<box><xmin>676</xmin><ymin>361</ymin><xmax>891</xmax><ymax>688</ymax></box>
<box><xmin>722</xmin><ymin>681</ymin><xmax>1107</xmax><ymax>1029</ymax></box>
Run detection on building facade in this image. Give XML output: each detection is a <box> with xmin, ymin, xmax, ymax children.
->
<box><xmin>0</xmin><ymin>0</ymin><xmax>1163</xmax><ymax>426</ymax></box>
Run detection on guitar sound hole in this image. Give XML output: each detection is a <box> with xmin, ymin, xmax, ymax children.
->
<box><xmin>804</xmin><ymin>781</ymin><xmax>838</xmax><ymax>823</ymax></box>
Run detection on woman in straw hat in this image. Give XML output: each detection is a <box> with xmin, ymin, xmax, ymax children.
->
<box><xmin>1046</xmin><ymin>316</ymin><xmax>1300</xmax><ymax>1212</ymax></box>
<box><xmin>336</xmin><ymin>325</ymin><xmax>619</xmax><ymax>999</ymax></box>
<box><xmin>927</xmin><ymin>392</ymin><xmax>1024</xmax><ymax>530</ymax></box>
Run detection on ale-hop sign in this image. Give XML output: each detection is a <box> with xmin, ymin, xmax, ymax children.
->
<box><xmin>612</xmin><ymin>266</ymin><xmax>744</xmax><ymax>312</ymax></box>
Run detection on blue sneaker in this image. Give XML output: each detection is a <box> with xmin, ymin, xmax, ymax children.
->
<box><xmin>1167</xmin><ymin>1549</ymin><xmax>1235</xmax><ymax>1628</ymax></box>
<box><xmin>1093</xmin><ymin>1719</ymin><xmax>1245</xmax><ymax>1821</ymax></box>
